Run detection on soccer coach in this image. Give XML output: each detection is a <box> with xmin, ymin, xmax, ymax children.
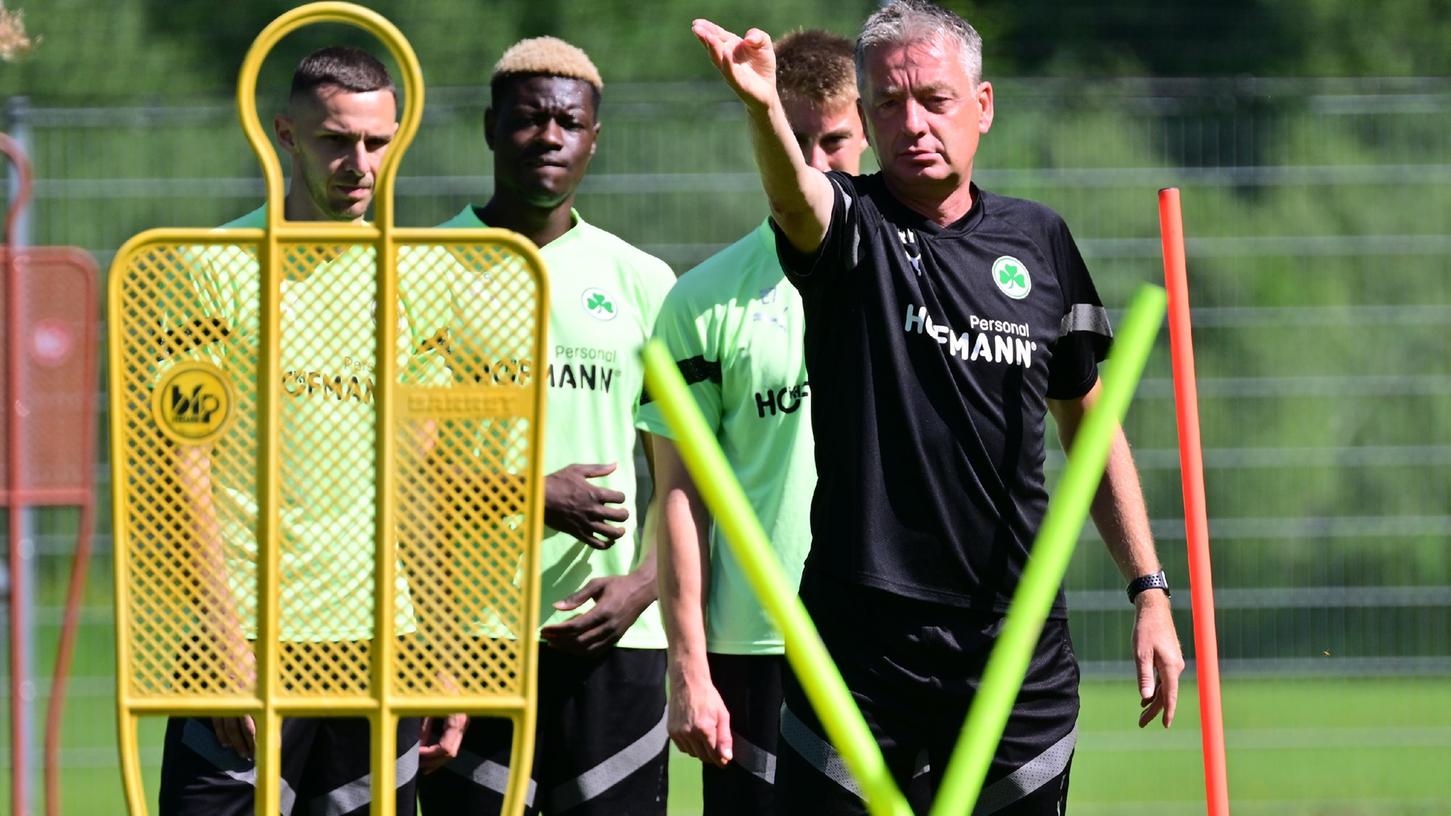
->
<box><xmin>692</xmin><ymin>2</ymin><xmax>1185</xmax><ymax>813</ymax></box>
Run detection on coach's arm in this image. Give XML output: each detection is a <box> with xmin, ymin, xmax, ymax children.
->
<box><xmin>1048</xmin><ymin>379</ymin><xmax>1185</xmax><ymax>729</ymax></box>
<box><xmin>692</xmin><ymin>19</ymin><xmax>834</xmax><ymax>254</ymax></box>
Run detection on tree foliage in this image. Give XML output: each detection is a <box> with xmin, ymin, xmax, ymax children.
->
<box><xmin>2</xmin><ymin>0</ymin><xmax>1449</xmax><ymax>102</ymax></box>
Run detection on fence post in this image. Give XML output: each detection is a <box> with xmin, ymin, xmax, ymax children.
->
<box><xmin>4</xmin><ymin>93</ymin><xmax>36</xmax><ymax>816</ymax></box>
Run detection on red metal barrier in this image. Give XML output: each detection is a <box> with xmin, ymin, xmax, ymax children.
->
<box><xmin>0</xmin><ymin>132</ymin><xmax>99</xmax><ymax>816</ymax></box>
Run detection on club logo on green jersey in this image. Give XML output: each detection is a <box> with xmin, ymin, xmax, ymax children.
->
<box><xmin>581</xmin><ymin>287</ymin><xmax>618</xmax><ymax>321</ymax></box>
<box><xmin>991</xmin><ymin>256</ymin><xmax>1031</xmax><ymax>300</ymax></box>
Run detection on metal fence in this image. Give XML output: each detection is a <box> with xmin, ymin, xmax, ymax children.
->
<box><xmin>3</xmin><ymin>76</ymin><xmax>1450</xmax><ymax>811</ymax></box>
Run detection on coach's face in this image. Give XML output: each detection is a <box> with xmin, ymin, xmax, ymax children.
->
<box><xmin>487</xmin><ymin>76</ymin><xmax>600</xmax><ymax>208</ymax></box>
<box><xmin>861</xmin><ymin>35</ymin><xmax>993</xmax><ymax>194</ymax></box>
<box><xmin>275</xmin><ymin>86</ymin><xmax>398</xmax><ymax>222</ymax></box>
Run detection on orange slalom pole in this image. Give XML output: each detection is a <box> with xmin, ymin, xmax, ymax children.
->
<box><xmin>1158</xmin><ymin>188</ymin><xmax>1230</xmax><ymax>816</ymax></box>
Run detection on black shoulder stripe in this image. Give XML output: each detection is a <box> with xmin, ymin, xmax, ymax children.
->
<box><xmin>640</xmin><ymin>354</ymin><xmax>721</xmax><ymax>405</ymax></box>
<box><xmin>1059</xmin><ymin>304</ymin><xmax>1113</xmax><ymax>338</ymax></box>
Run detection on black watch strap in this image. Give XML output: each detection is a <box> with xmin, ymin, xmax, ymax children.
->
<box><xmin>1127</xmin><ymin>570</ymin><xmax>1170</xmax><ymax>602</ymax></box>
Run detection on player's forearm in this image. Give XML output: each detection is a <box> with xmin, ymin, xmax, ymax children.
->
<box><xmin>658</xmin><ymin>484</ymin><xmax>713</xmax><ymax>681</ymax></box>
<box><xmin>632</xmin><ymin>505</ymin><xmax>661</xmax><ymax>592</ymax></box>
<box><xmin>744</xmin><ymin>100</ymin><xmax>833</xmax><ymax>253</ymax></box>
<box><xmin>178</xmin><ymin>446</ymin><xmax>248</xmax><ymax>648</ymax></box>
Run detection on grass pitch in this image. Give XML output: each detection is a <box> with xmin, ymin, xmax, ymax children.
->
<box><xmin>7</xmin><ymin>675</ymin><xmax>1447</xmax><ymax>814</ymax></box>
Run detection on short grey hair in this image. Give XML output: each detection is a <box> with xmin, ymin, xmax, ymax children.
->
<box><xmin>855</xmin><ymin>0</ymin><xmax>983</xmax><ymax>95</ymax></box>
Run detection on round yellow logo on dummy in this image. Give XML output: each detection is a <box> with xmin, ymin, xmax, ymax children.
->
<box><xmin>153</xmin><ymin>361</ymin><xmax>235</xmax><ymax>445</ymax></box>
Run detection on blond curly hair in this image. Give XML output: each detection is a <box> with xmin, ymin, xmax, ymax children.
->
<box><xmin>491</xmin><ymin>36</ymin><xmax>602</xmax><ymax>92</ymax></box>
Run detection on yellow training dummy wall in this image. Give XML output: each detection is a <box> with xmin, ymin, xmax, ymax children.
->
<box><xmin>106</xmin><ymin>5</ymin><xmax>548</xmax><ymax>814</ymax></box>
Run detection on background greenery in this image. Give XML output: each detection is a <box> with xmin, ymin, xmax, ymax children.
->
<box><xmin>5</xmin><ymin>0</ymin><xmax>1451</xmax><ymax>100</ymax></box>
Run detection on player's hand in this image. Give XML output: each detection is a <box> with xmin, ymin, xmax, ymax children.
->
<box><xmin>544</xmin><ymin>463</ymin><xmax>629</xmax><ymax>549</ymax></box>
<box><xmin>210</xmin><ymin>631</ymin><xmax>258</xmax><ymax>759</ymax></box>
<box><xmin>1132</xmin><ymin>591</ymin><xmax>1185</xmax><ymax>728</ymax></box>
<box><xmin>539</xmin><ymin>573</ymin><xmax>657</xmax><ymax>656</ymax></box>
<box><xmin>691</xmin><ymin>19</ymin><xmax>777</xmax><ymax>112</ymax></box>
<box><xmin>419</xmin><ymin>713</ymin><xmax>469</xmax><ymax>774</ymax></box>
<box><xmin>212</xmin><ymin>716</ymin><xmax>257</xmax><ymax>761</ymax></box>
<box><xmin>667</xmin><ymin>666</ymin><xmax>733</xmax><ymax>767</ymax></box>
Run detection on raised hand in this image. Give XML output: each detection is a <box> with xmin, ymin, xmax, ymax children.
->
<box><xmin>691</xmin><ymin>19</ymin><xmax>778</xmax><ymax>111</ymax></box>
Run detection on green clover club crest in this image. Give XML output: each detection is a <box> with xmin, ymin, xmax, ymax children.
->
<box><xmin>991</xmin><ymin>256</ymin><xmax>1032</xmax><ymax>300</ymax></box>
<box><xmin>581</xmin><ymin>287</ymin><xmax>618</xmax><ymax>320</ymax></box>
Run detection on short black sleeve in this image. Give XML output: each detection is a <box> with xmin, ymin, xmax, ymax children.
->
<box><xmin>770</xmin><ymin>171</ymin><xmax>859</xmax><ymax>291</ymax></box>
<box><xmin>1045</xmin><ymin>216</ymin><xmax>1112</xmax><ymax>400</ymax></box>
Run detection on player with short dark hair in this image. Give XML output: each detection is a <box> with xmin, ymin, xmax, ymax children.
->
<box><xmin>156</xmin><ymin>45</ymin><xmax>436</xmax><ymax>816</ymax></box>
<box><xmin>641</xmin><ymin>28</ymin><xmax>867</xmax><ymax>816</ymax></box>
<box><xmin>693</xmin><ymin>2</ymin><xmax>1185</xmax><ymax>812</ymax></box>
<box><xmin>273</xmin><ymin>44</ymin><xmax>396</xmax><ymax>225</ymax></box>
<box><xmin>418</xmin><ymin>36</ymin><xmax>677</xmax><ymax>815</ymax></box>
<box><xmin>289</xmin><ymin>45</ymin><xmax>396</xmax><ymax>105</ymax></box>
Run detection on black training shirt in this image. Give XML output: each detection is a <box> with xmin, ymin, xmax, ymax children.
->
<box><xmin>772</xmin><ymin>171</ymin><xmax>1111</xmax><ymax>616</ymax></box>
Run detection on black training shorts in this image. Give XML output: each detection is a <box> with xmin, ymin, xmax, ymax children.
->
<box><xmin>158</xmin><ymin>716</ymin><xmax>420</xmax><ymax>816</ymax></box>
<box><xmin>420</xmin><ymin>644</ymin><xmax>668</xmax><ymax>815</ymax></box>
<box><xmin>698</xmin><ymin>653</ymin><xmax>787</xmax><ymax>815</ymax></box>
<box><xmin>777</xmin><ymin>571</ymin><xmax>1079</xmax><ymax>816</ymax></box>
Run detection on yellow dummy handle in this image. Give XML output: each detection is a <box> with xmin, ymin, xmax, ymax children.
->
<box><xmin>233</xmin><ymin>1</ymin><xmax>425</xmax><ymax>234</ymax></box>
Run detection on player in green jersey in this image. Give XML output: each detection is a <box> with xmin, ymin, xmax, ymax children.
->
<box><xmin>156</xmin><ymin>47</ymin><xmax>439</xmax><ymax>816</ymax></box>
<box><xmin>637</xmin><ymin>31</ymin><xmax>869</xmax><ymax>814</ymax></box>
<box><xmin>419</xmin><ymin>38</ymin><xmax>678</xmax><ymax>815</ymax></box>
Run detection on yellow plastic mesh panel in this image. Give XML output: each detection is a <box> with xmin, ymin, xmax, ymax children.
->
<box><xmin>114</xmin><ymin>241</ymin><xmax>261</xmax><ymax>699</ymax></box>
<box><xmin>393</xmin><ymin>241</ymin><xmax>541</xmax><ymax>698</ymax></box>
<box><xmin>115</xmin><ymin>236</ymin><xmax>543</xmax><ymax>704</ymax></box>
<box><xmin>273</xmin><ymin>243</ymin><xmax>382</xmax><ymax>698</ymax></box>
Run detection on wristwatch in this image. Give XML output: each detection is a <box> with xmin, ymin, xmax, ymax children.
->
<box><xmin>1126</xmin><ymin>570</ymin><xmax>1170</xmax><ymax>602</ymax></box>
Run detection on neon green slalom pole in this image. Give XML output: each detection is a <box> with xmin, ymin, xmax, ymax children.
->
<box><xmin>929</xmin><ymin>284</ymin><xmax>1167</xmax><ymax>816</ymax></box>
<box><xmin>642</xmin><ymin>343</ymin><xmax>913</xmax><ymax>816</ymax></box>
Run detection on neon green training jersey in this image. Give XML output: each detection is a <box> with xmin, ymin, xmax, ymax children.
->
<box><xmin>636</xmin><ymin>220</ymin><xmax>815</xmax><ymax>655</ymax></box>
<box><xmin>440</xmin><ymin>206</ymin><xmax>676</xmax><ymax>649</ymax></box>
<box><xmin>167</xmin><ymin>206</ymin><xmax>445</xmax><ymax>641</ymax></box>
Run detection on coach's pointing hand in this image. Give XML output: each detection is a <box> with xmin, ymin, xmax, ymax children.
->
<box><xmin>545</xmin><ymin>462</ymin><xmax>629</xmax><ymax>549</ymax></box>
<box><xmin>692</xmin><ymin>19</ymin><xmax>777</xmax><ymax>112</ymax></box>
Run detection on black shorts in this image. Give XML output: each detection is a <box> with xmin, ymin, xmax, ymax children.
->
<box><xmin>158</xmin><ymin>716</ymin><xmax>420</xmax><ymax>816</ymax></box>
<box><xmin>699</xmin><ymin>653</ymin><xmax>786</xmax><ymax>815</ymax></box>
<box><xmin>420</xmin><ymin>645</ymin><xmax>669</xmax><ymax>815</ymax></box>
<box><xmin>778</xmin><ymin>571</ymin><xmax>1079</xmax><ymax>816</ymax></box>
